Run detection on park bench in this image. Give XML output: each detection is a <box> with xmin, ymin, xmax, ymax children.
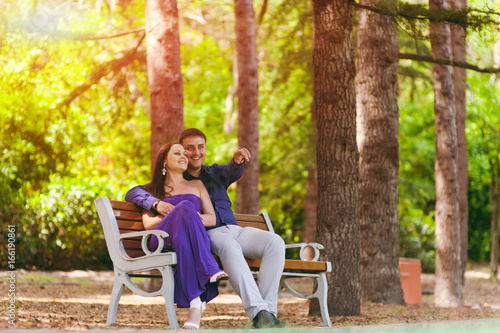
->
<box><xmin>94</xmin><ymin>196</ymin><xmax>332</xmax><ymax>328</ymax></box>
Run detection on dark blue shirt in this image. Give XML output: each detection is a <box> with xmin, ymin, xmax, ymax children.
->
<box><xmin>125</xmin><ymin>158</ymin><xmax>245</xmax><ymax>230</ymax></box>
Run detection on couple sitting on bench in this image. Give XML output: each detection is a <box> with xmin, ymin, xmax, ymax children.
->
<box><xmin>125</xmin><ymin>128</ymin><xmax>286</xmax><ymax>329</ymax></box>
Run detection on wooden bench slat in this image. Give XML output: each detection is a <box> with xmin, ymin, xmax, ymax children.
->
<box><xmin>283</xmin><ymin>259</ymin><xmax>328</xmax><ymax>272</ymax></box>
<box><xmin>246</xmin><ymin>259</ymin><xmax>329</xmax><ymax>272</ymax></box>
<box><xmin>111</xmin><ymin>200</ymin><xmax>141</xmax><ymax>211</ymax></box>
<box><xmin>237</xmin><ymin>221</ymin><xmax>269</xmax><ymax>230</ymax></box>
<box><xmin>233</xmin><ymin>213</ymin><xmax>267</xmax><ymax>223</ymax></box>
<box><xmin>114</xmin><ymin>210</ymin><xmax>143</xmax><ymax>221</ymax></box>
<box><xmin>117</xmin><ymin>220</ymin><xmax>146</xmax><ymax>231</ymax></box>
<box><xmin>122</xmin><ymin>239</ymin><xmax>143</xmax><ymax>249</ymax></box>
<box><xmin>126</xmin><ymin>250</ymin><xmax>147</xmax><ymax>258</ymax></box>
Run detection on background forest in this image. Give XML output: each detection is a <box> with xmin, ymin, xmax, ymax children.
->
<box><xmin>1</xmin><ymin>0</ymin><xmax>499</xmax><ymax>272</ymax></box>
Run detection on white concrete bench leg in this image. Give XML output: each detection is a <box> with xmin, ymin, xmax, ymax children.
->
<box><xmin>107</xmin><ymin>270</ymin><xmax>125</xmax><ymax>325</ymax></box>
<box><xmin>160</xmin><ymin>266</ymin><xmax>178</xmax><ymax>329</ymax></box>
<box><xmin>279</xmin><ymin>273</ymin><xmax>332</xmax><ymax>327</ymax></box>
<box><xmin>316</xmin><ymin>272</ymin><xmax>331</xmax><ymax>327</ymax></box>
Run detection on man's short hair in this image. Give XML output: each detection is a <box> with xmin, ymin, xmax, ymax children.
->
<box><xmin>178</xmin><ymin>128</ymin><xmax>207</xmax><ymax>144</ymax></box>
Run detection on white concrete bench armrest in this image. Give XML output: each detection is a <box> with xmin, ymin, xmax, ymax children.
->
<box><xmin>285</xmin><ymin>242</ymin><xmax>324</xmax><ymax>261</ymax></box>
<box><xmin>117</xmin><ymin>230</ymin><xmax>170</xmax><ymax>256</ymax></box>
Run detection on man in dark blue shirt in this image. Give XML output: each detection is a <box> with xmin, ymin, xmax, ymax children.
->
<box><xmin>125</xmin><ymin>128</ymin><xmax>286</xmax><ymax>328</ymax></box>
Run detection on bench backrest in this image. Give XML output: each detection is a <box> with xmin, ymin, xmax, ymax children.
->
<box><xmin>110</xmin><ymin>200</ymin><xmax>275</xmax><ymax>258</ymax></box>
<box><xmin>95</xmin><ymin>197</ymin><xmax>140</xmax><ymax>267</ymax></box>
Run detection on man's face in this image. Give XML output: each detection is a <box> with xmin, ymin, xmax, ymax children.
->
<box><xmin>181</xmin><ymin>136</ymin><xmax>206</xmax><ymax>171</ymax></box>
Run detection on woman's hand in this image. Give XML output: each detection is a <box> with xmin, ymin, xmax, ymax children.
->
<box><xmin>157</xmin><ymin>201</ymin><xmax>175</xmax><ymax>216</ymax></box>
<box><xmin>197</xmin><ymin>212</ymin><xmax>205</xmax><ymax>223</ymax></box>
<box><xmin>142</xmin><ymin>210</ymin><xmax>163</xmax><ymax>230</ymax></box>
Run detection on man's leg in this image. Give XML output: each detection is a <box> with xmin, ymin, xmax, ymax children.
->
<box><xmin>236</xmin><ymin>227</ymin><xmax>285</xmax><ymax>316</ymax></box>
<box><xmin>208</xmin><ymin>226</ymin><xmax>268</xmax><ymax>319</ymax></box>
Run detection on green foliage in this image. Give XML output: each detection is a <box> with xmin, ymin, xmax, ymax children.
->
<box><xmin>17</xmin><ymin>176</ymin><xmax>119</xmax><ymax>270</ymax></box>
<box><xmin>398</xmin><ymin>67</ymin><xmax>437</xmax><ymax>272</ymax></box>
<box><xmin>368</xmin><ymin>1</ymin><xmax>500</xmax><ymax>40</ymax></box>
<box><xmin>256</xmin><ymin>0</ymin><xmax>314</xmax><ymax>244</ymax></box>
<box><xmin>0</xmin><ymin>1</ymin><xmax>150</xmax><ymax>270</ymax></box>
<box><xmin>396</xmin><ymin>0</ymin><xmax>500</xmax><ymax>269</ymax></box>
<box><xmin>399</xmin><ymin>204</ymin><xmax>436</xmax><ymax>272</ymax></box>
<box><xmin>465</xmin><ymin>72</ymin><xmax>500</xmax><ymax>262</ymax></box>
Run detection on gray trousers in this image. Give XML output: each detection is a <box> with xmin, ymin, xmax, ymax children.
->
<box><xmin>207</xmin><ymin>225</ymin><xmax>285</xmax><ymax>320</ymax></box>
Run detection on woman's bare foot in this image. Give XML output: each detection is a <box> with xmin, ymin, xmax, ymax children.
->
<box><xmin>209</xmin><ymin>271</ymin><xmax>229</xmax><ymax>283</ymax></box>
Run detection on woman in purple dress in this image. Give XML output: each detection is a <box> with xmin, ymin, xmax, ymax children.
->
<box><xmin>142</xmin><ymin>142</ymin><xmax>228</xmax><ymax>329</ymax></box>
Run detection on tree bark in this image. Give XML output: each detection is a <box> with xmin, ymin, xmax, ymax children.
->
<box><xmin>450</xmin><ymin>0</ymin><xmax>469</xmax><ymax>287</ymax></box>
<box><xmin>311</xmin><ymin>0</ymin><xmax>360</xmax><ymax>316</ymax></box>
<box><xmin>224</xmin><ymin>56</ymin><xmax>238</xmax><ymax>134</ymax></box>
<box><xmin>234</xmin><ymin>0</ymin><xmax>260</xmax><ymax>214</ymax></box>
<box><xmin>490</xmin><ymin>155</ymin><xmax>499</xmax><ymax>278</ymax></box>
<box><xmin>429</xmin><ymin>0</ymin><xmax>463</xmax><ymax>307</ymax></box>
<box><xmin>356</xmin><ymin>0</ymin><xmax>405</xmax><ymax>304</ymax></box>
<box><xmin>304</xmin><ymin>102</ymin><xmax>318</xmax><ymax>261</ymax></box>
<box><xmin>145</xmin><ymin>0</ymin><xmax>184</xmax><ymax>166</ymax></box>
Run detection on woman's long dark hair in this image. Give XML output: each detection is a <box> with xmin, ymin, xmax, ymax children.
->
<box><xmin>143</xmin><ymin>142</ymin><xmax>179</xmax><ymax>199</ymax></box>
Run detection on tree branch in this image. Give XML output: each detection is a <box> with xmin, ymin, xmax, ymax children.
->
<box><xmin>351</xmin><ymin>1</ymin><xmax>499</xmax><ymax>30</ymax></box>
<box><xmin>399</xmin><ymin>53</ymin><xmax>500</xmax><ymax>73</ymax></box>
<box><xmin>49</xmin><ymin>27</ymin><xmax>146</xmax><ymax>41</ymax></box>
<box><xmin>257</xmin><ymin>0</ymin><xmax>269</xmax><ymax>25</ymax></box>
<box><xmin>56</xmin><ymin>33</ymin><xmax>146</xmax><ymax>109</ymax></box>
<box><xmin>70</xmin><ymin>27</ymin><xmax>146</xmax><ymax>41</ymax></box>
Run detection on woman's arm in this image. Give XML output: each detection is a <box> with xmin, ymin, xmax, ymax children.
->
<box><xmin>142</xmin><ymin>210</ymin><xmax>164</xmax><ymax>230</ymax></box>
<box><xmin>197</xmin><ymin>181</ymin><xmax>216</xmax><ymax>227</ymax></box>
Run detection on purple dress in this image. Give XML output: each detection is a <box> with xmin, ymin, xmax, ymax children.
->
<box><xmin>149</xmin><ymin>194</ymin><xmax>221</xmax><ymax>308</ymax></box>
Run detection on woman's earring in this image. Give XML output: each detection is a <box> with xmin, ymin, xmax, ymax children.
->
<box><xmin>162</xmin><ymin>163</ymin><xmax>167</xmax><ymax>176</ymax></box>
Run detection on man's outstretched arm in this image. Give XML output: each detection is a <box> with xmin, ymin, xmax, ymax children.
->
<box><xmin>218</xmin><ymin>148</ymin><xmax>250</xmax><ymax>186</ymax></box>
<box><xmin>125</xmin><ymin>185</ymin><xmax>158</xmax><ymax>211</ymax></box>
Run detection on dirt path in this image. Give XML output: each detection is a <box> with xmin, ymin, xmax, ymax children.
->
<box><xmin>1</xmin><ymin>265</ymin><xmax>499</xmax><ymax>330</ymax></box>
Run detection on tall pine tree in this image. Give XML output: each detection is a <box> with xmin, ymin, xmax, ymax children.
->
<box><xmin>312</xmin><ymin>0</ymin><xmax>360</xmax><ymax>316</ymax></box>
<box><xmin>356</xmin><ymin>0</ymin><xmax>405</xmax><ymax>304</ymax></box>
<box><xmin>429</xmin><ymin>0</ymin><xmax>463</xmax><ymax>307</ymax></box>
<box><xmin>450</xmin><ymin>0</ymin><xmax>469</xmax><ymax>286</ymax></box>
<box><xmin>234</xmin><ymin>0</ymin><xmax>260</xmax><ymax>214</ymax></box>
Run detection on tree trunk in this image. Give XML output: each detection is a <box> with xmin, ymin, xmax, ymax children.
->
<box><xmin>429</xmin><ymin>0</ymin><xmax>463</xmax><ymax>307</ymax></box>
<box><xmin>311</xmin><ymin>0</ymin><xmax>360</xmax><ymax>316</ymax></box>
<box><xmin>224</xmin><ymin>56</ymin><xmax>238</xmax><ymax>134</ymax></box>
<box><xmin>234</xmin><ymin>0</ymin><xmax>260</xmax><ymax>214</ymax></box>
<box><xmin>490</xmin><ymin>155</ymin><xmax>499</xmax><ymax>278</ymax></box>
<box><xmin>145</xmin><ymin>0</ymin><xmax>184</xmax><ymax>166</ymax></box>
<box><xmin>450</xmin><ymin>0</ymin><xmax>469</xmax><ymax>287</ymax></box>
<box><xmin>356</xmin><ymin>0</ymin><xmax>405</xmax><ymax>304</ymax></box>
<box><xmin>304</xmin><ymin>102</ymin><xmax>318</xmax><ymax>261</ymax></box>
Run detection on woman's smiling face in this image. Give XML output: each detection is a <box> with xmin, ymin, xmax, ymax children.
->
<box><xmin>166</xmin><ymin>143</ymin><xmax>188</xmax><ymax>172</ymax></box>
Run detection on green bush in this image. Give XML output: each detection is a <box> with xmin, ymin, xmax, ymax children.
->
<box><xmin>399</xmin><ymin>203</ymin><xmax>436</xmax><ymax>273</ymax></box>
<box><xmin>14</xmin><ymin>176</ymin><xmax>120</xmax><ymax>270</ymax></box>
